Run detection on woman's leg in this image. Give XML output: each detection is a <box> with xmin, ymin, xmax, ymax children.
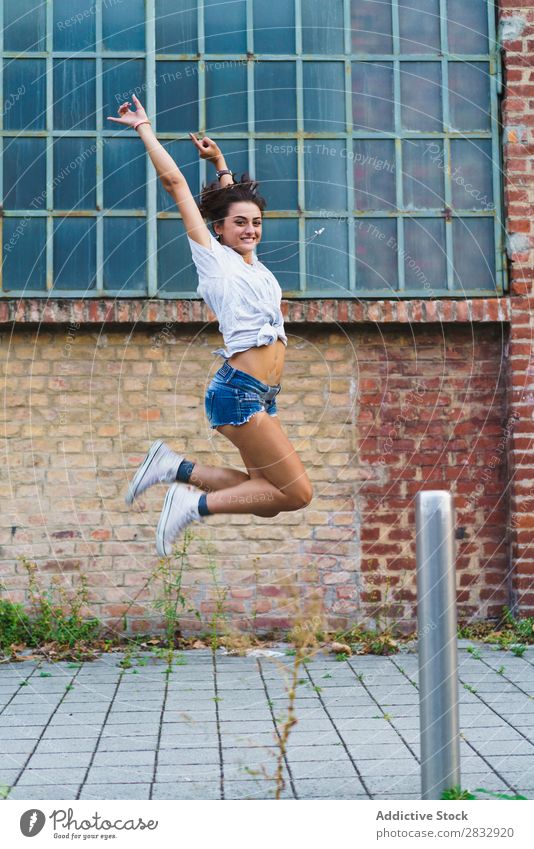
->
<box><xmin>187</xmin><ymin>463</ymin><xmax>250</xmax><ymax>492</ymax></box>
<box><xmin>206</xmin><ymin>413</ymin><xmax>313</xmax><ymax>518</ymax></box>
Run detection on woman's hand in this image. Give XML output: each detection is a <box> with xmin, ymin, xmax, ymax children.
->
<box><xmin>189</xmin><ymin>132</ymin><xmax>222</xmax><ymax>163</ymax></box>
<box><xmin>107</xmin><ymin>93</ymin><xmax>150</xmax><ymax>129</ymax></box>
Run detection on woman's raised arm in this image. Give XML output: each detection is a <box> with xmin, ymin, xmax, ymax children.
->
<box><xmin>107</xmin><ymin>94</ymin><xmax>211</xmax><ymax>247</ymax></box>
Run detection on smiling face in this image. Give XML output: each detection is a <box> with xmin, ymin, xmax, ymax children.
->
<box><xmin>213</xmin><ymin>201</ymin><xmax>263</xmax><ymax>263</ymax></box>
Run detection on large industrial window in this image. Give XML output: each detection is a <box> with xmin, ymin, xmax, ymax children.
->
<box><xmin>0</xmin><ymin>0</ymin><xmax>505</xmax><ymax>297</ymax></box>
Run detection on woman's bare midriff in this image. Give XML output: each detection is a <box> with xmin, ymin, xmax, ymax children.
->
<box><xmin>228</xmin><ymin>339</ymin><xmax>286</xmax><ymax>386</ymax></box>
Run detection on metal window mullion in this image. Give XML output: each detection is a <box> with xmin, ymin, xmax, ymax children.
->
<box><xmin>198</xmin><ymin>0</ymin><xmax>206</xmax><ymax>197</ymax></box>
<box><xmin>95</xmin><ymin>0</ymin><xmax>103</xmax><ymax>294</ymax></box>
<box><xmin>488</xmin><ymin>0</ymin><xmax>505</xmax><ymax>294</ymax></box>
<box><xmin>295</xmin><ymin>0</ymin><xmax>305</xmax><ymax>294</ymax></box>
<box><xmin>146</xmin><ymin>0</ymin><xmax>157</xmax><ymax>297</ymax></box>
<box><xmin>247</xmin><ymin>0</ymin><xmax>255</xmax><ymax>178</ymax></box>
<box><xmin>343</xmin><ymin>0</ymin><xmax>355</xmax><ymax>292</ymax></box>
<box><xmin>440</xmin><ymin>0</ymin><xmax>454</xmax><ymax>292</ymax></box>
<box><xmin>392</xmin><ymin>0</ymin><xmax>404</xmax><ymax>293</ymax></box>
<box><xmin>46</xmin><ymin>0</ymin><xmax>54</xmax><ymax>292</ymax></box>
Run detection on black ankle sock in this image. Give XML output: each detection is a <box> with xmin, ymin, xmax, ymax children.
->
<box><xmin>198</xmin><ymin>493</ymin><xmax>211</xmax><ymax>516</ymax></box>
<box><xmin>176</xmin><ymin>459</ymin><xmax>195</xmax><ymax>483</ymax></box>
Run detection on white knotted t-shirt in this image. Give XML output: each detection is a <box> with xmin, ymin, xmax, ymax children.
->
<box><xmin>187</xmin><ymin>233</ymin><xmax>288</xmax><ymax>360</ymax></box>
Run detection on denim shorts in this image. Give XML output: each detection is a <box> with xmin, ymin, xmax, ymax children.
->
<box><xmin>205</xmin><ymin>360</ymin><xmax>282</xmax><ymax>428</ymax></box>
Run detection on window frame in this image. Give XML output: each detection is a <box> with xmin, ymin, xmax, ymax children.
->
<box><xmin>0</xmin><ymin>0</ymin><xmax>507</xmax><ymax>298</ymax></box>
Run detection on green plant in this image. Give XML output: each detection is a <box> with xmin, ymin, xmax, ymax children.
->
<box><xmin>442</xmin><ymin>785</ymin><xmax>526</xmax><ymax>801</ymax></box>
<box><xmin>24</xmin><ymin>558</ymin><xmax>100</xmax><ymax>647</ymax></box>
<box><xmin>463</xmin><ymin>683</ymin><xmax>477</xmax><ymax>695</ymax></box>
<box><xmin>0</xmin><ymin>597</ymin><xmax>31</xmax><ymax>649</ymax></box>
<box><xmin>150</xmin><ymin>528</ymin><xmax>200</xmax><ymax>669</ymax></box>
<box><xmin>467</xmin><ymin>646</ymin><xmax>482</xmax><ymax>659</ymax></box>
<box><xmin>510</xmin><ymin>644</ymin><xmax>527</xmax><ymax>657</ymax></box>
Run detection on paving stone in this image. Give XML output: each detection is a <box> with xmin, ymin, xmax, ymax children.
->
<box><xmin>285</xmin><ymin>745</ymin><xmax>349</xmax><ymax>762</ymax></box>
<box><xmin>85</xmin><ymin>766</ymin><xmax>154</xmax><ymax>784</ymax></box>
<box><xmin>156</xmin><ymin>763</ymin><xmax>220</xmax><ymax>781</ymax></box>
<box><xmin>6</xmin><ymin>785</ymin><xmax>80</xmax><ymax>800</ymax></box>
<box><xmin>95</xmin><ymin>736</ymin><xmax>158</xmax><ymax>752</ymax></box>
<box><xmin>224</xmin><ymin>780</ymin><xmax>293</xmax><ymax>799</ymax></box>
<box><xmin>288</xmin><ymin>760</ymin><xmax>359</xmax><ymax>780</ymax></box>
<box><xmin>16</xmin><ymin>768</ymin><xmax>88</xmax><ymax>786</ymax></box>
<box><xmin>105</xmin><ymin>712</ymin><xmax>161</xmax><ymax>725</ymax></box>
<box><xmin>34</xmin><ymin>738</ymin><xmax>96</xmax><ymax>755</ymax></box>
<box><xmin>295</xmin><ymin>777</ymin><xmax>367</xmax><ymax>799</ymax></box>
<box><xmin>158</xmin><ymin>748</ymin><xmax>220</xmax><ymax>766</ymax></box>
<box><xmin>0</xmin><ymin>726</ymin><xmax>49</xmax><ymax>739</ymax></box>
<box><xmin>160</xmin><ymin>734</ymin><xmax>219</xmax><ymax>749</ymax></box>
<box><xmin>92</xmin><ymin>750</ymin><xmax>156</xmax><ymax>767</ymax></box>
<box><xmin>79</xmin><ymin>784</ymin><xmax>151</xmax><ymax>800</ymax></box>
<box><xmin>152</xmin><ymin>782</ymin><xmax>221</xmax><ymax>800</ymax></box>
<box><xmin>27</xmin><ymin>753</ymin><xmax>92</xmax><ymax>769</ymax></box>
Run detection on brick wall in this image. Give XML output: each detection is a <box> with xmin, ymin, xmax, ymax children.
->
<box><xmin>501</xmin><ymin>0</ymin><xmax>534</xmax><ymax>617</ymax></box>
<box><xmin>0</xmin><ymin>305</ymin><xmax>513</xmax><ymax>636</ymax></box>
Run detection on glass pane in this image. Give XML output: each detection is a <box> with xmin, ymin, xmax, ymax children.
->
<box><xmin>2</xmin><ymin>217</ymin><xmax>46</xmax><ymax>291</ymax></box>
<box><xmin>204</xmin><ymin>0</ymin><xmax>247</xmax><ymax>54</ymax></box>
<box><xmin>352</xmin><ymin>62</ymin><xmax>394</xmax><ymax>132</ymax></box>
<box><xmin>404</xmin><ymin>218</ymin><xmax>447</xmax><ymax>290</ymax></box>
<box><xmin>254</xmin><ymin>62</ymin><xmax>296</xmax><ymax>131</ymax></box>
<box><xmin>302</xmin><ymin>0</ymin><xmax>344</xmax><ymax>54</ymax></box>
<box><xmin>253</xmin><ymin>0</ymin><xmax>295</xmax><ymax>53</ymax></box>
<box><xmin>448</xmin><ymin>0</ymin><xmax>489</xmax><ymax>54</ymax></box>
<box><xmin>351</xmin><ymin>0</ymin><xmax>393</xmax><ymax>54</ymax></box>
<box><xmin>4</xmin><ymin>0</ymin><xmax>46</xmax><ymax>52</ymax></box>
<box><xmin>158</xmin><ymin>220</ymin><xmax>197</xmax><ymax>293</ymax></box>
<box><xmin>155</xmin><ymin>0</ymin><xmax>198</xmax><ymax>53</ymax></box>
<box><xmin>103</xmin><ymin>59</ymin><xmax>145</xmax><ymax>129</ymax></box>
<box><xmin>211</xmin><ymin>138</ymin><xmax>249</xmax><ymax>178</ymax></box>
<box><xmin>304</xmin><ymin>140</ymin><xmax>347</xmax><ymax>211</ymax></box>
<box><xmin>398</xmin><ymin>0</ymin><xmax>440</xmax><ymax>54</ymax></box>
<box><xmin>400</xmin><ymin>62</ymin><xmax>442</xmax><ymax>131</ymax></box>
<box><xmin>255</xmin><ymin>140</ymin><xmax>298</xmax><ymax>210</ymax></box>
<box><xmin>104</xmin><ymin>138</ymin><xmax>146</xmax><ymax>210</ymax></box>
<box><xmin>257</xmin><ymin>219</ymin><xmax>299</xmax><ymax>291</ymax></box>
<box><xmin>103</xmin><ymin>218</ymin><xmax>146</xmax><ymax>291</ymax></box>
<box><xmin>355</xmin><ymin>218</ymin><xmax>398</xmax><ymax>290</ymax></box>
<box><xmin>156</xmin><ymin>61</ymin><xmax>198</xmax><ymax>132</ymax></box>
<box><xmin>303</xmin><ymin>62</ymin><xmax>345</xmax><ymax>132</ymax></box>
<box><xmin>306</xmin><ymin>218</ymin><xmax>349</xmax><ymax>293</ymax></box>
<box><xmin>402</xmin><ymin>139</ymin><xmax>444</xmax><ymax>209</ymax></box>
<box><xmin>3</xmin><ymin>138</ymin><xmax>46</xmax><ymax>210</ymax></box>
<box><xmin>53</xmin><ymin>218</ymin><xmax>96</xmax><ymax>291</ymax></box>
<box><xmin>53</xmin><ymin>138</ymin><xmax>97</xmax><ymax>210</ymax></box>
<box><xmin>206</xmin><ymin>61</ymin><xmax>247</xmax><ymax>132</ymax></box>
<box><xmin>54</xmin><ymin>0</ymin><xmax>96</xmax><ymax>52</ymax></box>
<box><xmin>53</xmin><ymin>60</ymin><xmax>96</xmax><ymax>131</ymax></box>
<box><xmin>3</xmin><ymin>59</ymin><xmax>46</xmax><ymax>131</ymax></box>
<box><xmin>156</xmin><ymin>140</ymin><xmax>199</xmax><ymax>212</ymax></box>
<box><xmin>453</xmin><ymin>218</ymin><xmax>496</xmax><ymax>291</ymax></box>
<box><xmin>448</xmin><ymin>62</ymin><xmax>490</xmax><ymax>131</ymax></box>
<box><xmin>354</xmin><ymin>139</ymin><xmax>396</xmax><ymax>211</ymax></box>
<box><xmin>103</xmin><ymin>0</ymin><xmax>145</xmax><ymax>51</ymax></box>
<box><xmin>450</xmin><ymin>139</ymin><xmax>493</xmax><ymax>211</ymax></box>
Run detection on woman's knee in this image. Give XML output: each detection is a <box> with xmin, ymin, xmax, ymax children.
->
<box><xmin>285</xmin><ymin>480</ymin><xmax>314</xmax><ymax>511</ymax></box>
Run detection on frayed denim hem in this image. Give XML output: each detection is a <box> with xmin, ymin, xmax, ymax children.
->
<box><xmin>209</xmin><ymin>409</ymin><xmax>278</xmax><ymax>429</ymax></box>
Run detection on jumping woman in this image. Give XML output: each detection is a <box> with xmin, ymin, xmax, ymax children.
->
<box><xmin>108</xmin><ymin>94</ymin><xmax>313</xmax><ymax>556</ymax></box>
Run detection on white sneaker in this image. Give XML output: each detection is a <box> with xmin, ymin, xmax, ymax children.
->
<box><xmin>125</xmin><ymin>440</ymin><xmax>185</xmax><ymax>505</ymax></box>
<box><xmin>156</xmin><ymin>484</ymin><xmax>203</xmax><ymax>557</ymax></box>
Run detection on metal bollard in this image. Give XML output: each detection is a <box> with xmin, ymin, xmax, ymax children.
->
<box><xmin>415</xmin><ymin>491</ymin><xmax>461</xmax><ymax>800</ymax></box>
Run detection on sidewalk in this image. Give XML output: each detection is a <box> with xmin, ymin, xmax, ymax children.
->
<box><xmin>0</xmin><ymin>643</ymin><xmax>533</xmax><ymax>801</ymax></box>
